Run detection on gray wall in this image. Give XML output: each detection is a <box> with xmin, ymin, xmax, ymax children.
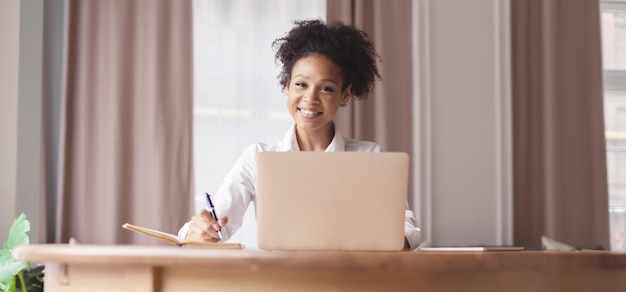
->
<box><xmin>16</xmin><ymin>0</ymin><xmax>44</xmax><ymax>244</ymax></box>
<box><xmin>412</xmin><ymin>0</ymin><xmax>512</xmax><ymax>247</ymax></box>
<box><xmin>0</xmin><ymin>0</ymin><xmax>43</xmax><ymax>243</ymax></box>
<box><xmin>0</xmin><ymin>0</ymin><xmax>21</xmax><ymax>240</ymax></box>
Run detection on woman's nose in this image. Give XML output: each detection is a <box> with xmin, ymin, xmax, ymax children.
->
<box><xmin>304</xmin><ymin>90</ymin><xmax>320</xmax><ymax>104</ymax></box>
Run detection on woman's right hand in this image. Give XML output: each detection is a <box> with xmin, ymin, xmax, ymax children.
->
<box><xmin>185</xmin><ymin>209</ymin><xmax>228</xmax><ymax>242</ymax></box>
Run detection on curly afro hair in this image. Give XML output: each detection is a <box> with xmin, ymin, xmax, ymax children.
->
<box><xmin>272</xmin><ymin>19</ymin><xmax>381</xmax><ymax>101</ymax></box>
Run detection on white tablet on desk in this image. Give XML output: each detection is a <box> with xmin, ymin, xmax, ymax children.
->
<box><xmin>256</xmin><ymin>152</ymin><xmax>409</xmax><ymax>251</ymax></box>
<box><xmin>419</xmin><ymin>246</ymin><xmax>524</xmax><ymax>252</ymax></box>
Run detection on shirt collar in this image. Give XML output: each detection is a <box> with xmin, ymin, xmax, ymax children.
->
<box><xmin>283</xmin><ymin>123</ymin><xmax>346</xmax><ymax>152</ymax></box>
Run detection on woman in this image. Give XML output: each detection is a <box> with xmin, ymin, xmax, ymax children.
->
<box><xmin>179</xmin><ymin>19</ymin><xmax>422</xmax><ymax>249</ymax></box>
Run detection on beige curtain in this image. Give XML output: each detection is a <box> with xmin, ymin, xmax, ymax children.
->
<box><xmin>327</xmin><ymin>0</ymin><xmax>414</xmax><ymax>204</ymax></box>
<box><xmin>512</xmin><ymin>0</ymin><xmax>609</xmax><ymax>249</ymax></box>
<box><xmin>55</xmin><ymin>0</ymin><xmax>194</xmax><ymax>244</ymax></box>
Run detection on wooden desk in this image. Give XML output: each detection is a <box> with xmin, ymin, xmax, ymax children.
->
<box><xmin>12</xmin><ymin>244</ymin><xmax>626</xmax><ymax>291</ymax></box>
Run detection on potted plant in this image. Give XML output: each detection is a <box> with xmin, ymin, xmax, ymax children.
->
<box><xmin>0</xmin><ymin>213</ymin><xmax>43</xmax><ymax>292</ymax></box>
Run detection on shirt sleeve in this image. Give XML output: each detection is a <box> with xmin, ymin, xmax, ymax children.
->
<box><xmin>178</xmin><ymin>144</ymin><xmax>258</xmax><ymax>241</ymax></box>
<box><xmin>177</xmin><ymin>221</ymin><xmax>191</xmax><ymax>240</ymax></box>
<box><xmin>404</xmin><ymin>209</ymin><xmax>422</xmax><ymax>250</ymax></box>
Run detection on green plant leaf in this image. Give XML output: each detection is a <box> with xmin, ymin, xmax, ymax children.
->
<box><xmin>6</xmin><ymin>275</ymin><xmax>15</xmax><ymax>292</ymax></box>
<box><xmin>0</xmin><ymin>213</ymin><xmax>31</xmax><ymax>292</ymax></box>
<box><xmin>0</xmin><ymin>251</ymin><xmax>28</xmax><ymax>291</ymax></box>
<box><xmin>2</xmin><ymin>213</ymin><xmax>29</xmax><ymax>250</ymax></box>
<box><xmin>6</xmin><ymin>274</ymin><xmax>15</xmax><ymax>292</ymax></box>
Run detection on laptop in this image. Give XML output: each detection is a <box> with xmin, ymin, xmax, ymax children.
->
<box><xmin>256</xmin><ymin>152</ymin><xmax>409</xmax><ymax>251</ymax></box>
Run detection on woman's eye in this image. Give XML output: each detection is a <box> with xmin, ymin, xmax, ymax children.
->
<box><xmin>321</xmin><ymin>86</ymin><xmax>335</xmax><ymax>93</ymax></box>
<box><xmin>295</xmin><ymin>82</ymin><xmax>306</xmax><ymax>88</ymax></box>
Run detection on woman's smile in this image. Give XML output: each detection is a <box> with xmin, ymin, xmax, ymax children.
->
<box><xmin>298</xmin><ymin>108</ymin><xmax>323</xmax><ymax>118</ymax></box>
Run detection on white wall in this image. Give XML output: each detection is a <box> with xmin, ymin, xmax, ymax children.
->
<box><xmin>0</xmin><ymin>0</ymin><xmax>21</xmax><ymax>239</ymax></box>
<box><xmin>15</xmin><ymin>0</ymin><xmax>44</xmax><ymax>244</ymax></box>
<box><xmin>412</xmin><ymin>0</ymin><xmax>512</xmax><ymax>246</ymax></box>
<box><xmin>0</xmin><ymin>0</ymin><xmax>43</xmax><ymax>243</ymax></box>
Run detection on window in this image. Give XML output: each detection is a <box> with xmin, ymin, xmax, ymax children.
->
<box><xmin>191</xmin><ymin>0</ymin><xmax>325</xmax><ymax>245</ymax></box>
<box><xmin>600</xmin><ymin>0</ymin><xmax>626</xmax><ymax>251</ymax></box>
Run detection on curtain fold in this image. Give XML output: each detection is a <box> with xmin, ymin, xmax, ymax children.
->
<box><xmin>512</xmin><ymin>0</ymin><xmax>609</xmax><ymax>249</ymax></box>
<box><xmin>55</xmin><ymin>0</ymin><xmax>194</xmax><ymax>244</ymax></box>
<box><xmin>327</xmin><ymin>0</ymin><xmax>414</xmax><ymax>206</ymax></box>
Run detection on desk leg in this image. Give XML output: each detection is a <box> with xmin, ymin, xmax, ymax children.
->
<box><xmin>44</xmin><ymin>263</ymin><xmax>68</xmax><ymax>289</ymax></box>
<box><xmin>123</xmin><ymin>266</ymin><xmax>160</xmax><ymax>292</ymax></box>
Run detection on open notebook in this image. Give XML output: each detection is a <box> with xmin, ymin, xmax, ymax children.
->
<box><xmin>122</xmin><ymin>223</ymin><xmax>243</xmax><ymax>249</ymax></box>
<box><xmin>255</xmin><ymin>152</ymin><xmax>409</xmax><ymax>251</ymax></box>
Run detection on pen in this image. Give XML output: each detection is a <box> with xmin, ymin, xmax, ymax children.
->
<box><xmin>204</xmin><ymin>192</ymin><xmax>223</xmax><ymax>240</ymax></box>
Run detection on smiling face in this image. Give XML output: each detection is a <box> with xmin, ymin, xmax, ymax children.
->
<box><xmin>286</xmin><ymin>54</ymin><xmax>351</xmax><ymax>138</ymax></box>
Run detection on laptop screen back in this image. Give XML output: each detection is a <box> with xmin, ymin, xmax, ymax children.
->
<box><xmin>256</xmin><ymin>152</ymin><xmax>409</xmax><ymax>251</ymax></box>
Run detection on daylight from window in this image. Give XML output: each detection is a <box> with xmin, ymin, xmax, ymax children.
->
<box><xmin>601</xmin><ymin>4</ymin><xmax>626</xmax><ymax>251</ymax></box>
<box><xmin>192</xmin><ymin>0</ymin><xmax>325</xmax><ymax>245</ymax></box>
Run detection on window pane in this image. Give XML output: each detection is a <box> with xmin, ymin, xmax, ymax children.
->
<box><xmin>601</xmin><ymin>10</ymin><xmax>626</xmax><ymax>70</ymax></box>
<box><xmin>605</xmin><ymin>91</ymin><xmax>626</xmax><ymax>251</ymax></box>
<box><xmin>602</xmin><ymin>2</ymin><xmax>626</xmax><ymax>252</ymax></box>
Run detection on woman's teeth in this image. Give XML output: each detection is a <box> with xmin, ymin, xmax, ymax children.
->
<box><xmin>300</xmin><ymin>109</ymin><xmax>319</xmax><ymax>115</ymax></box>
